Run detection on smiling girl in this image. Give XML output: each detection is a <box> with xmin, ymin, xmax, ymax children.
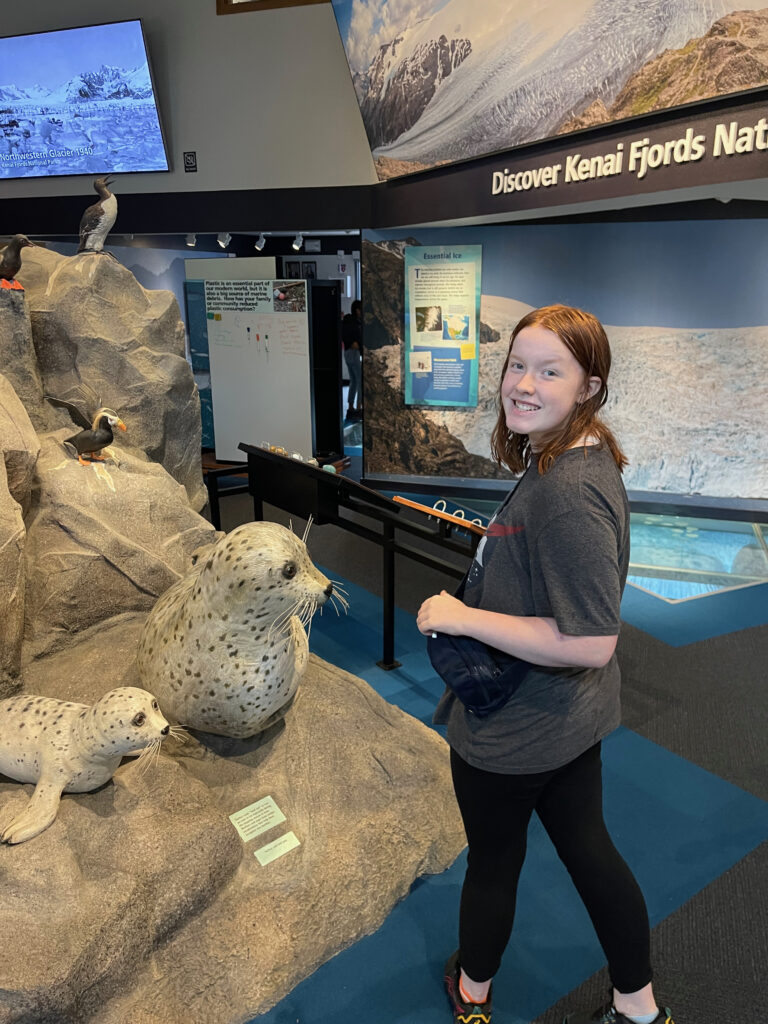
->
<box><xmin>417</xmin><ymin>306</ymin><xmax>674</xmax><ymax>1024</ymax></box>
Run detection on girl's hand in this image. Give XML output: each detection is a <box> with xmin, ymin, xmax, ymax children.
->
<box><xmin>417</xmin><ymin>591</ymin><xmax>470</xmax><ymax>636</ymax></box>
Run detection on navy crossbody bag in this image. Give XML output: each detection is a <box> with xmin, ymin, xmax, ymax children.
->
<box><xmin>426</xmin><ymin>575</ymin><xmax>533</xmax><ymax>718</ymax></box>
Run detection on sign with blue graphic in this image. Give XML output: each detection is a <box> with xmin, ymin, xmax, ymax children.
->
<box><xmin>404</xmin><ymin>245</ymin><xmax>481</xmax><ymax>408</ymax></box>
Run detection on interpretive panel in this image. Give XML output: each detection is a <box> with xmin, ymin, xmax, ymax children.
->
<box><xmin>405</xmin><ymin>245</ymin><xmax>481</xmax><ymax>408</ymax></box>
<box><xmin>205</xmin><ymin>280</ymin><xmax>312</xmax><ymax>461</ymax></box>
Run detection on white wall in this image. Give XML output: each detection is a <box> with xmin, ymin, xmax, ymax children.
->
<box><xmin>0</xmin><ymin>0</ymin><xmax>377</xmax><ymax>200</ymax></box>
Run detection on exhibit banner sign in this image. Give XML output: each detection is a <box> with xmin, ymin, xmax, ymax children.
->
<box><xmin>404</xmin><ymin>245</ymin><xmax>481</xmax><ymax>408</ymax></box>
<box><xmin>330</xmin><ymin>0</ymin><xmax>768</xmax><ymax>182</ymax></box>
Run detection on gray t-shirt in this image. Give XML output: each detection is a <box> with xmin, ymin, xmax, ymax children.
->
<box><xmin>433</xmin><ymin>446</ymin><xmax>629</xmax><ymax>774</ymax></box>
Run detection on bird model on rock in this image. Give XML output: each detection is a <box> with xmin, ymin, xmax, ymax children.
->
<box><xmin>0</xmin><ymin>234</ymin><xmax>36</xmax><ymax>290</ymax></box>
<box><xmin>45</xmin><ymin>382</ymin><xmax>126</xmax><ymax>464</ymax></box>
<box><xmin>77</xmin><ymin>175</ymin><xmax>117</xmax><ymax>254</ymax></box>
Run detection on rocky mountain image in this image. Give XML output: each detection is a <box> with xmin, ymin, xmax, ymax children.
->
<box><xmin>0</xmin><ymin>64</ymin><xmax>153</xmax><ymax>108</ymax></box>
<box><xmin>559</xmin><ymin>7</ymin><xmax>768</xmax><ymax>132</ymax></box>
<box><xmin>360</xmin><ymin>34</ymin><xmax>471</xmax><ymax>149</ymax></box>
<box><xmin>63</xmin><ymin>63</ymin><xmax>153</xmax><ymax>103</ymax></box>
<box><xmin>363</xmin><ymin>241</ymin><xmax>767</xmax><ymax>498</ymax></box>
<box><xmin>339</xmin><ymin>0</ymin><xmax>768</xmax><ymax>178</ymax></box>
<box><xmin>0</xmin><ymin>57</ymin><xmax>166</xmax><ymax>177</ymax></box>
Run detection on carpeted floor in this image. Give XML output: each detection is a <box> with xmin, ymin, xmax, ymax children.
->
<box><xmin>214</xmin><ymin>495</ymin><xmax>768</xmax><ymax>1024</ymax></box>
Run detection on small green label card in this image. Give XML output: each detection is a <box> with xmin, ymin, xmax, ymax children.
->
<box><xmin>254</xmin><ymin>831</ymin><xmax>301</xmax><ymax>867</ymax></box>
<box><xmin>229</xmin><ymin>796</ymin><xmax>286</xmax><ymax>843</ymax></box>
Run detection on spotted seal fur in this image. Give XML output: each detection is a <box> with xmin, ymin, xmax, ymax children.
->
<box><xmin>0</xmin><ymin>687</ymin><xmax>170</xmax><ymax>844</ymax></box>
<box><xmin>136</xmin><ymin>521</ymin><xmax>334</xmax><ymax>739</ymax></box>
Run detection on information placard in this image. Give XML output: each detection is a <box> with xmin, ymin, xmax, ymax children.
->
<box><xmin>229</xmin><ymin>796</ymin><xmax>286</xmax><ymax>843</ymax></box>
<box><xmin>254</xmin><ymin>831</ymin><xmax>301</xmax><ymax>867</ymax></box>
<box><xmin>404</xmin><ymin>246</ymin><xmax>482</xmax><ymax>407</ymax></box>
<box><xmin>204</xmin><ymin>279</ymin><xmax>313</xmax><ymax>460</ymax></box>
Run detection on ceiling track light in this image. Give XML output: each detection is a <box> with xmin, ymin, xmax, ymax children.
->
<box><xmin>254</xmin><ymin>232</ymin><xmax>266</xmax><ymax>251</ymax></box>
<box><xmin>185</xmin><ymin>233</ymin><xmax>196</xmax><ymax>247</ymax></box>
<box><xmin>291</xmin><ymin>233</ymin><xmax>303</xmax><ymax>252</ymax></box>
<box><xmin>217</xmin><ymin>232</ymin><xmax>232</xmax><ymax>249</ymax></box>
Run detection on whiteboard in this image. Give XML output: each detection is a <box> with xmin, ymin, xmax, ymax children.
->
<box><xmin>205</xmin><ymin>279</ymin><xmax>313</xmax><ymax>461</ymax></box>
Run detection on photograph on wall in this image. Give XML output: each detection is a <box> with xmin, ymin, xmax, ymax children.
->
<box><xmin>330</xmin><ymin>0</ymin><xmax>768</xmax><ymax>180</ymax></box>
<box><xmin>273</xmin><ymin>280</ymin><xmax>306</xmax><ymax>312</ymax></box>
<box><xmin>301</xmin><ymin>261</ymin><xmax>317</xmax><ymax>279</ymax></box>
<box><xmin>284</xmin><ymin>260</ymin><xmax>301</xmax><ymax>279</ymax></box>
<box><xmin>362</xmin><ymin>223</ymin><xmax>768</xmax><ymax>500</ymax></box>
<box><xmin>404</xmin><ymin>245</ymin><xmax>481</xmax><ymax>408</ymax></box>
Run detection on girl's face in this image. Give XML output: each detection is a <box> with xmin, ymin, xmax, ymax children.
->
<box><xmin>501</xmin><ymin>324</ymin><xmax>600</xmax><ymax>448</ymax></box>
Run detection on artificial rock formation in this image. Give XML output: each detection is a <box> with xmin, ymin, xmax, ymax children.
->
<box><xmin>15</xmin><ymin>246</ymin><xmax>206</xmax><ymax>511</ymax></box>
<box><xmin>23</xmin><ymin>430</ymin><xmax>216</xmax><ymax>660</ymax></box>
<box><xmin>0</xmin><ymin>375</ymin><xmax>40</xmax><ymax>698</ymax></box>
<box><xmin>0</xmin><ymin>619</ymin><xmax>465</xmax><ymax>1024</ymax></box>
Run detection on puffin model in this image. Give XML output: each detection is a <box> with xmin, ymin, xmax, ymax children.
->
<box><xmin>77</xmin><ymin>175</ymin><xmax>117</xmax><ymax>254</ymax></box>
<box><xmin>45</xmin><ymin>382</ymin><xmax>126</xmax><ymax>464</ymax></box>
<box><xmin>0</xmin><ymin>234</ymin><xmax>36</xmax><ymax>290</ymax></box>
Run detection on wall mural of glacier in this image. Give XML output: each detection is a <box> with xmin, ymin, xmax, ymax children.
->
<box><xmin>362</xmin><ymin>223</ymin><xmax>768</xmax><ymax>501</ymax></box>
<box><xmin>331</xmin><ymin>0</ymin><xmax>768</xmax><ymax>179</ymax></box>
<box><xmin>0</xmin><ymin>21</ymin><xmax>168</xmax><ymax>179</ymax></box>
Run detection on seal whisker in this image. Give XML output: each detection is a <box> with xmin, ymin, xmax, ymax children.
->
<box><xmin>330</xmin><ymin>590</ymin><xmax>349</xmax><ymax>612</ymax></box>
<box><xmin>273</xmin><ymin>595</ymin><xmax>303</xmax><ymax>631</ymax></box>
<box><xmin>302</xmin><ymin>515</ymin><xmax>314</xmax><ymax>545</ymax></box>
<box><xmin>136</xmin><ymin>738</ymin><xmax>161</xmax><ymax>777</ymax></box>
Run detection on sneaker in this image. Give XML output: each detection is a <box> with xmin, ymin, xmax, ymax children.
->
<box><xmin>444</xmin><ymin>951</ymin><xmax>493</xmax><ymax>1023</ymax></box>
<box><xmin>562</xmin><ymin>996</ymin><xmax>675</xmax><ymax>1024</ymax></box>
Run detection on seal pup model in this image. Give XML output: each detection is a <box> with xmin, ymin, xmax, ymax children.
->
<box><xmin>0</xmin><ymin>687</ymin><xmax>171</xmax><ymax>845</ymax></box>
<box><xmin>137</xmin><ymin>521</ymin><xmax>339</xmax><ymax>738</ymax></box>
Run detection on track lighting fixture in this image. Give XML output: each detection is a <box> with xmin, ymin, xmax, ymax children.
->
<box><xmin>254</xmin><ymin>233</ymin><xmax>266</xmax><ymax>251</ymax></box>
<box><xmin>185</xmin><ymin>233</ymin><xmax>196</xmax><ymax>247</ymax></box>
<box><xmin>291</xmin><ymin>233</ymin><xmax>303</xmax><ymax>252</ymax></box>
<box><xmin>217</xmin><ymin>232</ymin><xmax>232</xmax><ymax>249</ymax></box>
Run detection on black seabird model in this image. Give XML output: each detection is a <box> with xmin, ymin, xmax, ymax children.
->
<box><xmin>77</xmin><ymin>176</ymin><xmax>117</xmax><ymax>254</ymax></box>
<box><xmin>0</xmin><ymin>234</ymin><xmax>36</xmax><ymax>289</ymax></box>
<box><xmin>45</xmin><ymin>383</ymin><xmax>126</xmax><ymax>465</ymax></box>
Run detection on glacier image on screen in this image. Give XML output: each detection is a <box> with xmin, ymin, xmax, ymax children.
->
<box><xmin>0</xmin><ymin>20</ymin><xmax>168</xmax><ymax>180</ymax></box>
<box><xmin>332</xmin><ymin>0</ymin><xmax>768</xmax><ymax>180</ymax></box>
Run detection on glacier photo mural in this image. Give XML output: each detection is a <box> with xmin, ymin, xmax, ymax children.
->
<box><xmin>330</xmin><ymin>0</ymin><xmax>768</xmax><ymax>180</ymax></box>
<box><xmin>361</xmin><ymin>221</ymin><xmax>768</xmax><ymax>501</ymax></box>
<box><xmin>0</xmin><ymin>21</ymin><xmax>168</xmax><ymax>180</ymax></box>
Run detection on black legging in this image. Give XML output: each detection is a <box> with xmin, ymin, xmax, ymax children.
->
<box><xmin>451</xmin><ymin>742</ymin><xmax>652</xmax><ymax>993</ymax></box>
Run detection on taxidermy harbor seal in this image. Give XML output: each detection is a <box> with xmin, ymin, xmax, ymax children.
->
<box><xmin>0</xmin><ymin>687</ymin><xmax>171</xmax><ymax>844</ymax></box>
<box><xmin>137</xmin><ymin>521</ymin><xmax>339</xmax><ymax>739</ymax></box>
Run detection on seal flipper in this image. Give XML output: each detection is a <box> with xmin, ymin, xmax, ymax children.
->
<box><xmin>0</xmin><ymin>777</ymin><xmax>63</xmax><ymax>844</ymax></box>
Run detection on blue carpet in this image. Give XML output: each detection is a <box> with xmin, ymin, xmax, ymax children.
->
<box><xmin>622</xmin><ymin>581</ymin><xmax>768</xmax><ymax>646</ymax></box>
<box><xmin>248</xmin><ymin>570</ymin><xmax>768</xmax><ymax>1022</ymax></box>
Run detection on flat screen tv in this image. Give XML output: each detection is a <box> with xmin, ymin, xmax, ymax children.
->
<box><xmin>0</xmin><ymin>19</ymin><xmax>169</xmax><ymax>180</ymax></box>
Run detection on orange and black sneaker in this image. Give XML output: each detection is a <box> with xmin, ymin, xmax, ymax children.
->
<box><xmin>563</xmin><ymin>998</ymin><xmax>675</xmax><ymax>1024</ymax></box>
<box><xmin>444</xmin><ymin>951</ymin><xmax>493</xmax><ymax>1024</ymax></box>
